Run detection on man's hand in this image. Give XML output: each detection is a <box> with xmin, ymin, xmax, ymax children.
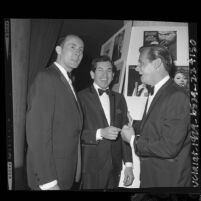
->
<box><xmin>101</xmin><ymin>126</ymin><xmax>121</xmax><ymax>140</ymax></box>
<box><xmin>123</xmin><ymin>167</ymin><xmax>134</xmax><ymax>186</ymax></box>
<box><xmin>121</xmin><ymin>125</ymin><xmax>135</xmax><ymax>143</ymax></box>
<box><xmin>46</xmin><ymin>184</ymin><xmax>60</xmax><ymax>190</ymax></box>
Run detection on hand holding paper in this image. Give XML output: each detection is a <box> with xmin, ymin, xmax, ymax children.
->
<box><xmin>121</xmin><ymin>125</ymin><xmax>135</xmax><ymax>144</ymax></box>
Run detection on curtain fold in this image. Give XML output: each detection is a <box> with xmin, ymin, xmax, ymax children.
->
<box><xmin>27</xmin><ymin>19</ymin><xmax>64</xmax><ymax>88</ymax></box>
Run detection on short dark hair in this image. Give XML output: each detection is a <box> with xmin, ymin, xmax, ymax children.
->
<box><xmin>56</xmin><ymin>34</ymin><xmax>82</xmax><ymax>48</ymax></box>
<box><xmin>139</xmin><ymin>45</ymin><xmax>173</xmax><ymax>73</ymax></box>
<box><xmin>91</xmin><ymin>55</ymin><xmax>116</xmax><ymax>73</ymax></box>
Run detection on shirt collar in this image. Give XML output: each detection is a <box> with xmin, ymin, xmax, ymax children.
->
<box><xmin>152</xmin><ymin>75</ymin><xmax>170</xmax><ymax>96</ymax></box>
<box><xmin>93</xmin><ymin>82</ymin><xmax>109</xmax><ymax>95</ymax></box>
<box><xmin>54</xmin><ymin>62</ymin><xmax>71</xmax><ymax>81</ymax></box>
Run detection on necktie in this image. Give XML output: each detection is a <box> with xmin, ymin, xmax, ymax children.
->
<box><xmin>67</xmin><ymin>72</ymin><xmax>72</xmax><ymax>81</ymax></box>
<box><xmin>147</xmin><ymin>85</ymin><xmax>154</xmax><ymax>96</ymax></box>
<box><xmin>98</xmin><ymin>88</ymin><xmax>110</xmax><ymax>96</ymax></box>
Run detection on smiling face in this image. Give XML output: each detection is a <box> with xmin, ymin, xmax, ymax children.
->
<box><xmin>90</xmin><ymin>61</ymin><xmax>114</xmax><ymax>89</ymax></box>
<box><xmin>174</xmin><ymin>72</ymin><xmax>187</xmax><ymax>87</ymax></box>
<box><xmin>56</xmin><ymin>35</ymin><xmax>84</xmax><ymax>72</ymax></box>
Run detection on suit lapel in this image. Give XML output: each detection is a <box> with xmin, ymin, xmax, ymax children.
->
<box><xmin>141</xmin><ymin>79</ymin><xmax>172</xmax><ymax>130</ymax></box>
<box><xmin>51</xmin><ymin>64</ymin><xmax>83</xmax><ymax>124</ymax></box>
<box><xmin>90</xmin><ymin>85</ymin><xmax>109</xmax><ymax>127</ymax></box>
<box><xmin>109</xmin><ymin>91</ymin><xmax>115</xmax><ymax>126</ymax></box>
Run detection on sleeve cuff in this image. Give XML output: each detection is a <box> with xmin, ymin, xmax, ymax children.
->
<box><xmin>96</xmin><ymin>129</ymin><xmax>103</xmax><ymax>141</ymax></box>
<box><xmin>130</xmin><ymin>135</ymin><xmax>135</xmax><ymax>148</ymax></box>
<box><xmin>125</xmin><ymin>162</ymin><xmax>133</xmax><ymax>168</ymax></box>
<box><xmin>39</xmin><ymin>180</ymin><xmax>58</xmax><ymax>190</ymax></box>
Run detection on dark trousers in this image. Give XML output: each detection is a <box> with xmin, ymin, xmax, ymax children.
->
<box><xmin>81</xmin><ymin>159</ymin><xmax>121</xmax><ymax>190</ymax></box>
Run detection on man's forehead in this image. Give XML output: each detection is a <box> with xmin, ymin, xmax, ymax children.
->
<box><xmin>96</xmin><ymin>61</ymin><xmax>112</xmax><ymax>68</ymax></box>
<box><xmin>65</xmin><ymin>36</ymin><xmax>84</xmax><ymax>46</ymax></box>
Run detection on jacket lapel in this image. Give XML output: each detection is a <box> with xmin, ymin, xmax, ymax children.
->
<box><xmin>51</xmin><ymin>64</ymin><xmax>83</xmax><ymax>124</ymax></box>
<box><xmin>90</xmin><ymin>85</ymin><xmax>109</xmax><ymax>127</ymax></box>
<box><xmin>141</xmin><ymin>79</ymin><xmax>172</xmax><ymax>130</ymax></box>
<box><xmin>109</xmin><ymin>91</ymin><xmax>115</xmax><ymax>126</ymax></box>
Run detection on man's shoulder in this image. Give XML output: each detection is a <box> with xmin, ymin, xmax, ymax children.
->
<box><xmin>36</xmin><ymin>64</ymin><xmax>56</xmax><ymax>78</ymax></box>
<box><xmin>111</xmin><ymin>90</ymin><xmax>125</xmax><ymax>99</ymax></box>
<box><xmin>162</xmin><ymin>80</ymin><xmax>189</xmax><ymax>102</ymax></box>
<box><xmin>78</xmin><ymin>86</ymin><xmax>91</xmax><ymax>97</ymax></box>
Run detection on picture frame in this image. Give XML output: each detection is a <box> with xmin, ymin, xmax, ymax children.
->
<box><xmin>111</xmin><ymin>60</ymin><xmax>125</xmax><ymax>93</ymax></box>
<box><xmin>126</xmin><ymin>25</ymin><xmax>189</xmax><ymax>67</ymax></box>
<box><xmin>112</xmin><ymin>29</ymin><xmax>125</xmax><ymax>62</ymax></box>
<box><xmin>127</xmin><ymin>65</ymin><xmax>149</xmax><ymax>97</ymax></box>
<box><xmin>143</xmin><ymin>30</ymin><xmax>177</xmax><ymax>61</ymax></box>
<box><xmin>100</xmin><ymin>38</ymin><xmax>113</xmax><ymax>58</ymax></box>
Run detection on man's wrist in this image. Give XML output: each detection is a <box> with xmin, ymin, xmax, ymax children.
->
<box><xmin>96</xmin><ymin>129</ymin><xmax>103</xmax><ymax>141</ymax></box>
<box><xmin>125</xmin><ymin>162</ymin><xmax>133</xmax><ymax>168</ymax></box>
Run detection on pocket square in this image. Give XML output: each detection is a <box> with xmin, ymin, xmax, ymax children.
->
<box><xmin>116</xmin><ymin>109</ymin><xmax>122</xmax><ymax>114</ymax></box>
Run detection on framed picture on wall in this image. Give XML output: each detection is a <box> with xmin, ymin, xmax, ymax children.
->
<box><xmin>112</xmin><ymin>29</ymin><xmax>125</xmax><ymax>62</ymax></box>
<box><xmin>101</xmin><ymin>39</ymin><xmax>113</xmax><ymax>58</ymax></box>
<box><xmin>126</xmin><ymin>25</ymin><xmax>189</xmax><ymax>68</ymax></box>
<box><xmin>111</xmin><ymin>61</ymin><xmax>125</xmax><ymax>93</ymax></box>
<box><xmin>173</xmin><ymin>65</ymin><xmax>189</xmax><ymax>92</ymax></box>
<box><xmin>127</xmin><ymin>65</ymin><xmax>149</xmax><ymax>97</ymax></box>
<box><xmin>144</xmin><ymin>31</ymin><xmax>177</xmax><ymax>61</ymax></box>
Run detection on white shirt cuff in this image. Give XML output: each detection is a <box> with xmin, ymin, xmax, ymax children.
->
<box><xmin>130</xmin><ymin>135</ymin><xmax>135</xmax><ymax>148</ymax></box>
<box><xmin>39</xmin><ymin>180</ymin><xmax>57</xmax><ymax>190</ymax></box>
<box><xmin>125</xmin><ymin>162</ymin><xmax>133</xmax><ymax>168</ymax></box>
<box><xmin>96</xmin><ymin>129</ymin><xmax>103</xmax><ymax>141</ymax></box>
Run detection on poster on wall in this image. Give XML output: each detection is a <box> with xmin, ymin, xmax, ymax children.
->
<box><xmin>112</xmin><ymin>29</ymin><xmax>125</xmax><ymax>62</ymax></box>
<box><xmin>127</xmin><ymin>65</ymin><xmax>149</xmax><ymax>97</ymax></box>
<box><xmin>111</xmin><ymin>61</ymin><xmax>125</xmax><ymax>93</ymax></box>
<box><xmin>101</xmin><ymin>39</ymin><xmax>113</xmax><ymax>58</ymax></box>
<box><xmin>173</xmin><ymin>65</ymin><xmax>189</xmax><ymax>92</ymax></box>
<box><xmin>144</xmin><ymin>31</ymin><xmax>177</xmax><ymax>61</ymax></box>
<box><xmin>126</xmin><ymin>26</ymin><xmax>189</xmax><ymax>67</ymax></box>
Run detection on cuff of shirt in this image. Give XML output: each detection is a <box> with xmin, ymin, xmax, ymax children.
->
<box><xmin>96</xmin><ymin>129</ymin><xmax>103</xmax><ymax>141</ymax></box>
<box><xmin>130</xmin><ymin>135</ymin><xmax>135</xmax><ymax>148</ymax></box>
<box><xmin>39</xmin><ymin>180</ymin><xmax>57</xmax><ymax>190</ymax></box>
<box><xmin>125</xmin><ymin>162</ymin><xmax>133</xmax><ymax>168</ymax></box>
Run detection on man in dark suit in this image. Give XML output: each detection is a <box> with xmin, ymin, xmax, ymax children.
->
<box><xmin>78</xmin><ymin>55</ymin><xmax>134</xmax><ymax>189</ymax></box>
<box><xmin>26</xmin><ymin>34</ymin><xmax>84</xmax><ymax>190</ymax></box>
<box><xmin>121</xmin><ymin>45</ymin><xmax>191</xmax><ymax>187</ymax></box>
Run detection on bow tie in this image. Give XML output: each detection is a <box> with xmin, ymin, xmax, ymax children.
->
<box><xmin>67</xmin><ymin>72</ymin><xmax>72</xmax><ymax>80</ymax></box>
<box><xmin>98</xmin><ymin>88</ymin><xmax>110</xmax><ymax>96</ymax></box>
<box><xmin>147</xmin><ymin>85</ymin><xmax>154</xmax><ymax>96</ymax></box>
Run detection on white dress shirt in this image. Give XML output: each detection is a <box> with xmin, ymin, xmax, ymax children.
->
<box><xmin>39</xmin><ymin>62</ymin><xmax>77</xmax><ymax>190</ymax></box>
<box><xmin>93</xmin><ymin>83</ymin><xmax>132</xmax><ymax>167</ymax></box>
<box><xmin>93</xmin><ymin>83</ymin><xmax>110</xmax><ymax>141</ymax></box>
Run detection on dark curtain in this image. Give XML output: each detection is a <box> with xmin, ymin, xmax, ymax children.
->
<box><xmin>27</xmin><ymin>19</ymin><xmax>64</xmax><ymax>88</ymax></box>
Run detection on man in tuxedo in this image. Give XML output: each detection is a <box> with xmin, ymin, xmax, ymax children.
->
<box><xmin>78</xmin><ymin>55</ymin><xmax>134</xmax><ymax>189</ymax></box>
<box><xmin>121</xmin><ymin>45</ymin><xmax>191</xmax><ymax>187</ymax></box>
<box><xmin>26</xmin><ymin>34</ymin><xmax>84</xmax><ymax>190</ymax></box>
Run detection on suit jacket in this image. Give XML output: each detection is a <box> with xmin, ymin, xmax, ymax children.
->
<box><xmin>26</xmin><ymin>64</ymin><xmax>83</xmax><ymax>190</ymax></box>
<box><xmin>78</xmin><ymin>85</ymin><xmax>132</xmax><ymax>175</ymax></box>
<box><xmin>134</xmin><ymin>79</ymin><xmax>191</xmax><ymax>187</ymax></box>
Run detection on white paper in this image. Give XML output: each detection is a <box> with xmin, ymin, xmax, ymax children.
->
<box><xmin>125</xmin><ymin>96</ymin><xmax>147</xmax><ymax>120</ymax></box>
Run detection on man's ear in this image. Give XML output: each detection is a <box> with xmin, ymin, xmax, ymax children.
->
<box><xmin>55</xmin><ymin>46</ymin><xmax>61</xmax><ymax>55</ymax></box>
<box><xmin>153</xmin><ymin>58</ymin><xmax>162</xmax><ymax>70</ymax></box>
<box><xmin>90</xmin><ymin>70</ymin><xmax>95</xmax><ymax>80</ymax></box>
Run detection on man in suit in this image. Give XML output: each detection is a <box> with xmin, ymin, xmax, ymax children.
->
<box><xmin>121</xmin><ymin>45</ymin><xmax>191</xmax><ymax>187</ymax></box>
<box><xmin>78</xmin><ymin>55</ymin><xmax>134</xmax><ymax>189</ymax></box>
<box><xmin>26</xmin><ymin>34</ymin><xmax>84</xmax><ymax>190</ymax></box>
